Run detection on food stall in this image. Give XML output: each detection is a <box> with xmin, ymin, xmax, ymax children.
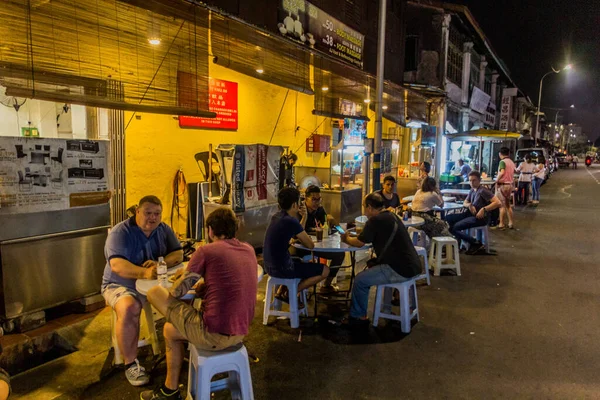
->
<box><xmin>443</xmin><ymin>129</ymin><xmax>521</xmax><ymax>184</ymax></box>
<box><xmin>396</xmin><ymin>124</ymin><xmax>435</xmax><ymax>198</ymax></box>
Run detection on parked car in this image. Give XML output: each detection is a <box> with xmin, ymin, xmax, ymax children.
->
<box><xmin>515</xmin><ymin>148</ymin><xmax>551</xmax><ymax>181</ymax></box>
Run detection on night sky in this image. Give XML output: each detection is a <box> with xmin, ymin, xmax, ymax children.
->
<box><xmin>456</xmin><ymin>0</ymin><xmax>600</xmax><ymax>142</ymax></box>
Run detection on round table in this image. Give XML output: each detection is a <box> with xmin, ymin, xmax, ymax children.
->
<box><xmin>136</xmin><ymin>263</ymin><xmax>264</xmax><ymax>296</ymax></box>
<box><xmin>402</xmin><ymin>195</ymin><xmax>456</xmax><ymax>203</ymax></box>
<box><xmin>408</xmin><ymin>202</ymin><xmax>466</xmax><ymax>219</ymax></box>
<box><xmin>292</xmin><ymin>233</ymin><xmax>371</xmax><ymax>316</ymax></box>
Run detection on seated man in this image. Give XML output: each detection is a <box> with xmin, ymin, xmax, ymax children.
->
<box><xmin>292</xmin><ymin>185</ymin><xmax>344</xmax><ymax>295</ymax></box>
<box><xmin>141</xmin><ymin>207</ymin><xmax>258</xmax><ymax>400</ymax></box>
<box><xmin>376</xmin><ymin>175</ymin><xmax>401</xmax><ymax>211</ymax></box>
<box><xmin>101</xmin><ymin>195</ymin><xmax>183</xmax><ymax>386</ymax></box>
<box><xmin>445</xmin><ymin>171</ymin><xmax>501</xmax><ymax>255</ymax></box>
<box><xmin>341</xmin><ymin>193</ymin><xmax>421</xmax><ymax>326</ymax></box>
<box><xmin>264</xmin><ymin>187</ymin><xmax>329</xmax><ymax>298</ymax></box>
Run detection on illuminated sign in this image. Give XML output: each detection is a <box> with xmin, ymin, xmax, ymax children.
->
<box><xmin>179</xmin><ymin>78</ymin><xmax>238</xmax><ymax>130</ymax></box>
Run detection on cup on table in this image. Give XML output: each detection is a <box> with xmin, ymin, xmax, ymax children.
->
<box><xmin>315</xmin><ymin>227</ymin><xmax>323</xmax><ymax>242</ymax></box>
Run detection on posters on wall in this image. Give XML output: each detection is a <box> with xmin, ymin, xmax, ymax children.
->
<box><xmin>277</xmin><ymin>0</ymin><xmax>365</xmax><ymax>69</ymax></box>
<box><xmin>232</xmin><ymin>144</ymin><xmax>283</xmax><ymax>212</ymax></box>
<box><xmin>469</xmin><ymin>87</ymin><xmax>491</xmax><ymax>115</ymax></box>
<box><xmin>0</xmin><ymin>137</ymin><xmax>110</xmax><ymax>215</ymax></box>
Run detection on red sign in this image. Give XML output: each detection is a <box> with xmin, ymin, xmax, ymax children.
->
<box><xmin>179</xmin><ymin>78</ymin><xmax>238</xmax><ymax>130</ymax></box>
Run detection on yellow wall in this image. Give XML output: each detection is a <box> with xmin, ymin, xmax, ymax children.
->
<box><xmin>125</xmin><ymin>62</ymin><xmax>332</xmax><ymax>230</ymax></box>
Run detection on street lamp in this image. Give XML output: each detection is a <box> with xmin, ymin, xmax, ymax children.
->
<box><xmin>535</xmin><ymin>64</ymin><xmax>573</xmax><ymax>140</ymax></box>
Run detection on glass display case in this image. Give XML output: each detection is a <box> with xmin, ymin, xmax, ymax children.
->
<box><xmin>330</xmin><ymin>118</ymin><xmax>366</xmax><ymax>190</ymax></box>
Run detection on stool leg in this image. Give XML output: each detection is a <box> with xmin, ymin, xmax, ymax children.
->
<box><xmin>111</xmin><ymin>309</ymin><xmax>124</xmax><ymax>365</ymax></box>
<box><xmin>453</xmin><ymin>243</ymin><xmax>461</xmax><ymax>276</ymax></box>
<box><xmin>412</xmin><ymin>281</ymin><xmax>420</xmax><ymax>322</ymax></box>
<box><xmin>288</xmin><ymin>284</ymin><xmax>300</xmax><ymax>329</ymax></box>
<box><xmin>187</xmin><ymin>345</ymin><xmax>198</xmax><ymax>399</ymax></box>
<box><xmin>239</xmin><ymin>346</ymin><xmax>255</xmax><ymax>400</ymax></box>
<box><xmin>142</xmin><ymin>302</ymin><xmax>161</xmax><ymax>357</ymax></box>
<box><xmin>372</xmin><ymin>286</ymin><xmax>383</xmax><ymax>327</ymax></box>
<box><xmin>400</xmin><ymin>284</ymin><xmax>411</xmax><ymax>333</ymax></box>
<box><xmin>263</xmin><ymin>279</ymin><xmax>273</xmax><ymax>325</ymax></box>
<box><xmin>422</xmin><ymin>252</ymin><xmax>431</xmax><ymax>286</ymax></box>
<box><xmin>434</xmin><ymin>242</ymin><xmax>442</xmax><ymax>276</ymax></box>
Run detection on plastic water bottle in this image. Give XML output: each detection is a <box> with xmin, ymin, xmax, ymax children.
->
<box><xmin>157</xmin><ymin>257</ymin><xmax>168</xmax><ymax>287</ymax></box>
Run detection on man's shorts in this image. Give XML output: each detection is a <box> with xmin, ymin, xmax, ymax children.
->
<box><xmin>268</xmin><ymin>259</ymin><xmax>325</xmax><ymax>279</ymax></box>
<box><xmin>101</xmin><ymin>283</ymin><xmax>146</xmax><ymax>308</ymax></box>
<box><xmin>495</xmin><ymin>184</ymin><xmax>513</xmax><ymax>208</ymax></box>
<box><xmin>165</xmin><ymin>300</ymin><xmax>244</xmax><ymax>351</ymax></box>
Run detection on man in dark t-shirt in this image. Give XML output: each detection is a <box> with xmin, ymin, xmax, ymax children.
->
<box><xmin>376</xmin><ymin>175</ymin><xmax>400</xmax><ymax>211</ymax></box>
<box><xmin>445</xmin><ymin>171</ymin><xmax>501</xmax><ymax>255</ymax></box>
<box><xmin>264</xmin><ymin>187</ymin><xmax>329</xmax><ymax>292</ymax></box>
<box><xmin>341</xmin><ymin>193</ymin><xmax>421</xmax><ymax>325</ymax></box>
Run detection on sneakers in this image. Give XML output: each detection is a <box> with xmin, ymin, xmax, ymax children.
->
<box><xmin>125</xmin><ymin>359</ymin><xmax>150</xmax><ymax>387</ymax></box>
<box><xmin>140</xmin><ymin>387</ymin><xmax>183</xmax><ymax>400</ymax></box>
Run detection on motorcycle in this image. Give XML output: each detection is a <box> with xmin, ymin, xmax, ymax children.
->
<box><xmin>585</xmin><ymin>156</ymin><xmax>593</xmax><ymax>167</ymax></box>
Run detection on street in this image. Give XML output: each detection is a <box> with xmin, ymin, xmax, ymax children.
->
<box><xmin>10</xmin><ymin>165</ymin><xmax>600</xmax><ymax>399</ymax></box>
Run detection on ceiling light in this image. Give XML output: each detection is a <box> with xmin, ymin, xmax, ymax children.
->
<box><xmin>148</xmin><ymin>38</ymin><xmax>161</xmax><ymax>45</ymax></box>
<box><xmin>364</xmin><ymin>99</ymin><xmax>371</xmax><ymax>104</ymax></box>
<box><xmin>563</xmin><ymin>64</ymin><xmax>573</xmax><ymax>70</ymax></box>
<box><xmin>256</xmin><ymin>69</ymin><xmax>264</xmax><ymax>74</ymax></box>
<box><xmin>321</xmin><ymin>86</ymin><xmax>329</xmax><ymax>91</ymax></box>
<box><xmin>382</xmin><ymin>105</ymin><xmax>388</xmax><ymax>110</ymax></box>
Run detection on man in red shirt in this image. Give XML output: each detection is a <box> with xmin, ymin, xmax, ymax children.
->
<box><xmin>141</xmin><ymin>207</ymin><xmax>258</xmax><ymax>400</ymax></box>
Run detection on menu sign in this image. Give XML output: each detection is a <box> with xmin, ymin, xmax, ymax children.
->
<box><xmin>179</xmin><ymin>78</ymin><xmax>238</xmax><ymax>130</ymax></box>
<box><xmin>0</xmin><ymin>137</ymin><xmax>110</xmax><ymax>215</ymax></box>
<box><xmin>278</xmin><ymin>0</ymin><xmax>365</xmax><ymax>69</ymax></box>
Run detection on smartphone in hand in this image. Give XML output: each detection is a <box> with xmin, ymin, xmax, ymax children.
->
<box><xmin>333</xmin><ymin>225</ymin><xmax>345</xmax><ymax>235</ymax></box>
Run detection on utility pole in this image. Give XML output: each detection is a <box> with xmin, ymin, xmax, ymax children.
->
<box><xmin>372</xmin><ymin>0</ymin><xmax>386</xmax><ymax>192</ymax></box>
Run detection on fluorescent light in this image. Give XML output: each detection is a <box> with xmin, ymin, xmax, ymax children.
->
<box><xmin>382</xmin><ymin>105</ymin><xmax>388</xmax><ymax>110</ymax></box>
<box><xmin>363</xmin><ymin>99</ymin><xmax>371</xmax><ymax>103</ymax></box>
<box><xmin>321</xmin><ymin>86</ymin><xmax>329</xmax><ymax>91</ymax></box>
<box><xmin>148</xmin><ymin>38</ymin><xmax>161</xmax><ymax>45</ymax></box>
<box><xmin>256</xmin><ymin>69</ymin><xmax>264</xmax><ymax>74</ymax></box>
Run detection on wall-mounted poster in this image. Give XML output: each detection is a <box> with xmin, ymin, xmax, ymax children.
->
<box><xmin>0</xmin><ymin>137</ymin><xmax>111</xmax><ymax>215</ymax></box>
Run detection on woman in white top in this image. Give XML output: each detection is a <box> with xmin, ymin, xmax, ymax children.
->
<box><xmin>516</xmin><ymin>155</ymin><xmax>536</xmax><ymax>205</ymax></box>
<box><xmin>531</xmin><ymin>156</ymin><xmax>546</xmax><ymax>206</ymax></box>
<box><xmin>412</xmin><ymin>177</ymin><xmax>451</xmax><ymax>239</ymax></box>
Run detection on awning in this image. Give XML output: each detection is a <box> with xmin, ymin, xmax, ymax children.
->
<box><xmin>0</xmin><ymin>0</ymin><xmax>213</xmax><ymax>116</ymax></box>
<box><xmin>445</xmin><ymin>129</ymin><xmax>521</xmax><ymax>142</ymax></box>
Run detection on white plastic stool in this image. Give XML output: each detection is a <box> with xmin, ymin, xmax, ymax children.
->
<box><xmin>372</xmin><ymin>279</ymin><xmax>419</xmax><ymax>333</ymax></box>
<box><xmin>465</xmin><ymin>225</ymin><xmax>490</xmax><ymax>253</ymax></box>
<box><xmin>429</xmin><ymin>237</ymin><xmax>461</xmax><ymax>277</ymax></box>
<box><xmin>186</xmin><ymin>343</ymin><xmax>254</xmax><ymax>400</ymax></box>
<box><xmin>111</xmin><ymin>301</ymin><xmax>160</xmax><ymax>365</ymax></box>
<box><xmin>414</xmin><ymin>246</ymin><xmax>431</xmax><ymax>285</ymax></box>
<box><xmin>262</xmin><ymin>276</ymin><xmax>308</xmax><ymax>329</ymax></box>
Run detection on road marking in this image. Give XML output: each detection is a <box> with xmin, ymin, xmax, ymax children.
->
<box><xmin>585</xmin><ymin>167</ymin><xmax>600</xmax><ymax>184</ymax></box>
<box><xmin>559</xmin><ymin>184</ymin><xmax>573</xmax><ymax>198</ymax></box>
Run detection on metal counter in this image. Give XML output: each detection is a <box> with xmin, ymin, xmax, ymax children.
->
<box><xmin>321</xmin><ymin>188</ymin><xmax>362</xmax><ymax>224</ymax></box>
<box><xmin>0</xmin><ymin>204</ymin><xmax>110</xmax><ymax>319</ymax></box>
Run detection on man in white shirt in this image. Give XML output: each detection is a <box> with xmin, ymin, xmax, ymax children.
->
<box><xmin>516</xmin><ymin>155</ymin><xmax>536</xmax><ymax>205</ymax></box>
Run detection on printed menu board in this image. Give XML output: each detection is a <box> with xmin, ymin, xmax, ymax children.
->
<box><xmin>0</xmin><ymin>137</ymin><xmax>111</xmax><ymax>214</ymax></box>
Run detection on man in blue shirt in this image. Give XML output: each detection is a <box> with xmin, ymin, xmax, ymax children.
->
<box><xmin>453</xmin><ymin>159</ymin><xmax>472</xmax><ymax>182</ymax></box>
<box><xmin>263</xmin><ymin>187</ymin><xmax>329</xmax><ymax>299</ymax></box>
<box><xmin>101</xmin><ymin>195</ymin><xmax>182</xmax><ymax>387</ymax></box>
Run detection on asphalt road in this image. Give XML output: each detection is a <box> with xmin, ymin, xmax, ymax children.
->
<box><xmin>12</xmin><ymin>164</ymin><xmax>600</xmax><ymax>400</ymax></box>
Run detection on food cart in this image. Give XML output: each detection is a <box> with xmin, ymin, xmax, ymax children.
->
<box><xmin>443</xmin><ymin>129</ymin><xmax>521</xmax><ymax>184</ymax></box>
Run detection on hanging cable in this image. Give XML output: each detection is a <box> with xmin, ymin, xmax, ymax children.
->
<box><xmin>171</xmin><ymin>168</ymin><xmax>189</xmax><ymax>238</ymax></box>
<box><xmin>268</xmin><ymin>89</ymin><xmax>290</xmax><ymax>145</ymax></box>
<box><xmin>294</xmin><ymin>117</ymin><xmax>328</xmax><ymax>154</ymax></box>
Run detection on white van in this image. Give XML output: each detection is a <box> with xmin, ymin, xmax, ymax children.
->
<box><xmin>515</xmin><ymin>148</ymin><xmax>551</xmax><ymax>180</ymax></box>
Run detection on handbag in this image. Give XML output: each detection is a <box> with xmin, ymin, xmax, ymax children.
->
<box><xmin>366</xmin><ymin>212</ymin><xmax>399</xmax><ymax>268</ymax></box>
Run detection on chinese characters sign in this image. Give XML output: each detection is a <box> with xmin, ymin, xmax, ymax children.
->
<box><xmin>278</xmin><ymin>0</ymin><xmax>365</xmax><ymax>69</ymax></box>
<box><xmin>179</xmin><ymin>78</ymin><xmax>238</xmax><ymax>130</ymax></box>
<box><xmin>499</xmin><ymin>94</ymin><xmax>512</xmax><ymax>131</ymax></box>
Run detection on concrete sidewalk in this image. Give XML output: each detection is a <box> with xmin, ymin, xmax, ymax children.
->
<box><xmin>6</xmin><ymin>166</ymin><xmax>600</xmax><ymax>399</ymax></box>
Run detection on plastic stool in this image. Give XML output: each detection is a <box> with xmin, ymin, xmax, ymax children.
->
<box><xmin>465</xmin><ymin>225</ymin><xmax>490</xmax><ymax>253</ymax></box>
<box><xmin>414</xmin><ymin>246</ymin><xmax>431</xmax><ymax>285</ymax></box>
<box><xmin>262</xmin><ymin>276</ymin><xmax>308</xmax><ymax>329</ymax></box>
<box><xmin>111</xmin><ymin>301</ymin><xmax>160</xmax><ymax>365</ymax></box>
<box><xmin>187</xmin><ymin>343</ymin><xmax>254</xmax><ymax>400</ymax></box>
<box><xmin>429</xmin><ymin>237</ymin><xmax>461</xmax><ymax>277</ymax></box>
<box><xmin>372</xmin><ymin>279</ymin><xmax>419</xmax><ymax>333</ymax></box>
<box><xmin>409</xmin><ymin>228</ymin><xmax>427</xmax><ymax>247</ymax></box>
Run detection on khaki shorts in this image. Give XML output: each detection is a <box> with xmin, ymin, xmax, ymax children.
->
<box><xmin>495</xmin><ymin>184</ymin><xmax>513</xmax><ymax>208</ymax></box>
<box><xmin>166</xmin><ymin>300</ymin><xmax>244</xmax><ymax>351</ymax></box>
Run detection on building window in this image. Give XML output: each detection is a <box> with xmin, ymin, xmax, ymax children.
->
<box><xmin>484</xmin><ymin>75</ymin><xmax>492</xmax><ymax>95</ymax></box>
<box><xmin>405</xmin><ymin>36</ymin><xmax>419</xmax><ymax>72</ymax></box>
<box><xmin>470</xmin><ymin>50</ymin><xmax>480</xmax><ymax>90</ymax></box>
<box><xmin>447</xmin><ymin>27</ymin><xmax>463</xmax><ymax>85</ymax></box>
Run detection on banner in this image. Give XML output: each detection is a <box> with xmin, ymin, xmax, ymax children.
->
<box><xmin>231</xmin><ymin>144</ymin><xmax>283</xmax><ymax>212</ymax></box>
<box><xmin>278</xmin><ymin>0</ymin><xmax>364</xmax><ymax>69</ymax></box>
<box><xmin>469</xmin><ymin>86</ymin><xmax>491</xmax><ymax>115</ymax></box>
<box><xmin>0</xmin><ymin>137</ymin><xmax>110</xmax><ymax>215</ymax></box>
